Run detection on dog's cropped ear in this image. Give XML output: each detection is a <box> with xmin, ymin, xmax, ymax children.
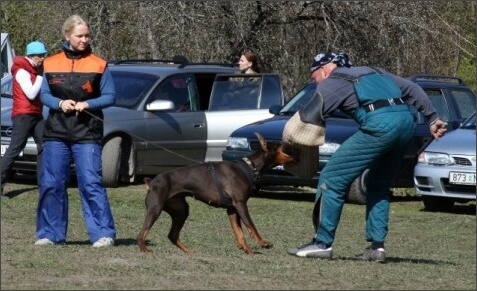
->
<box><xmin>254</xmin><ymin>132</ymin><xmax>267</xmax><ymax>152</ymax></box>
<box><xmin>144</xmin><ymin>177</ymin><xmax>152</xmax><ymax>190</ymax></box>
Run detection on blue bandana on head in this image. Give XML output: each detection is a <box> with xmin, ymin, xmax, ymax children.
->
<box><xmin>309</xmin><ymin>51</ymin><xmax>352</xmax><ymax>73</ymax></box>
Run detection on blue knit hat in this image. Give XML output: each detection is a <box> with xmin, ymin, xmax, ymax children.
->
<box><xmin>26</xmin><ymin>41</ymin><xmax>47</xmax><ymax>56</ymax></box>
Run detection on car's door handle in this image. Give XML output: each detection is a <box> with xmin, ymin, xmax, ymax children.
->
<box><xmin>193</xmin><ymin>123</ymin><xmax>204</xmax><ymax>128</ymax></box>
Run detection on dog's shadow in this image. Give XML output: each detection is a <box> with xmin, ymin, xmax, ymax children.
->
<box><xmin>114</xmin><ymin>238</ymin><xmax>139</xmax><ymax>246</ymax></box>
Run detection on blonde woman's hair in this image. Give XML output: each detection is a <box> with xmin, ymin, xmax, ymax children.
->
<box><xmin>62</xmin><ymin>15</ymin><xmax>89</xmax><ymax>38</ymax></box>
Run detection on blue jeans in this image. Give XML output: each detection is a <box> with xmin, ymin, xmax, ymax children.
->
<box><xmin>37</xmin><ymin>141</ymin><xmax>116</xmax><ymax>244</ymax></box>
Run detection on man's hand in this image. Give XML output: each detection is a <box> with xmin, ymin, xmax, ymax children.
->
<box><xmin>430</xmin><ymin>119</ymin><xmax>447</xmax><ymax>139</ymax></box>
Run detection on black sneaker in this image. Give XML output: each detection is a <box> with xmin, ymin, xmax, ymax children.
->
<box><xmin>361</xmin><ymin>247</ymin><xmax>386</xmax><ymax>263</ymax></box>
<box><xmin>287</xmin><ymin>239</ymin><xmax>332</xmax><ymax>259</ymax></box>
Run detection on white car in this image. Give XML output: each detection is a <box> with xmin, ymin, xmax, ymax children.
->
<box><xmin>414</xmin><ymin>111</ymin><xmax>476</xmax><ymax>212</ymax></box>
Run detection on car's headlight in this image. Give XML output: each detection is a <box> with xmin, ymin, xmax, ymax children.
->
<box><xmin>319</xmin><ymin>142</ymin><xmax>340</xmax><ymax>155</ymax></box>
<box><xmin>417</xmin><ymin>151</ymin><xmax>453</xmax><ymax>165</ymax></box>
<box><xmin>226</xmin><ymin>137</ymin><xmax>250</xmax><ymax>150</ymax></box>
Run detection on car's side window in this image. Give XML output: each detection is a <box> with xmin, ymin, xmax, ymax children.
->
<box><xmin>208</xmin><ymin>75</ymin><xmax>263</xmax><ymax>111</ymax></box>
<box><xmin>208</xmin><ymin>78</ymin><xmax>245</xmax><ymax>110</ymax></box>
<box><xmin>207</xmin><ymin>80</ymin><xmax>230</xmax><ymax>110</ymax></box>
<box><xmin>413</xmin><ymin>86</ymin><xmax>475</xmax><ymax>125</ymax></box>
<box><xmin>184</xmin><ymin>76</ymin><xmax>200</xmax><ymax>111</ymax></box>
<box><xmin>425</xmin><ymin>89</ymin><xmax>450</xmax><ymax>122</ymax></box>
<box><xmin>111</xmin><ymin>71</ymin><xmax>157</xmax><ymax>109</ymax></box>
<box><xmin>195</xmin><ymin>74</ymin><xmax>225</xmax><ymax>110</ymax></box>
<box><xmin>149</xmin><ymin>76</ymin><xmax>192</xmax><ymax>112</ymax></box>
<box><xmin>449</xmin><ymin>88</ymin><xmax>476</xmax><ymax>119</ymax></box>
<box><xmin>260</xmin><ymin>75</ymin><xmax>282</xmax><ymax>109</ymax></box>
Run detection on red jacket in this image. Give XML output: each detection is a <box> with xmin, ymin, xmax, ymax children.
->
<box><xmin>11</xmin><ymin>56</ymin><xmax>42</xmax><ymax>118</ymax></box>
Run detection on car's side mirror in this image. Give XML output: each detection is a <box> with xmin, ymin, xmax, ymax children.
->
<box><xmin>146</xmin><ymin>100</ymin><xmax>175</xmax><ymax>111</ymax></box>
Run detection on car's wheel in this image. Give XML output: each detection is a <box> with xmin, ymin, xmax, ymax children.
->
<box><xmin>102</xmin><ymin>136</ymin><xmax>122</xmax><ymax>188</ymax></box>
<box><xmin>346</xmin><ymin>170</ymin><xmax>368</xmax><ymax>205</ymax></box>
<box><xmin>422</xmin><ymin>196</ymin><xmax>454</xmax><ymax>212</ymax></box>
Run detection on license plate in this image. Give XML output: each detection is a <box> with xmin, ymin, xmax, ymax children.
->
<box><xmin>1</xmin><ymin>145</ymin><xmax>23</xmax><ymax>157</ymax></box>
<box><xmin>449</xmin><ymin>171</ymin><xmax>476</xmax><ymax>185</ymax></box>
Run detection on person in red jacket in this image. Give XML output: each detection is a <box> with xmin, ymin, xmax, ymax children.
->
<box><xmin>1</xmin><ymin>41</ymin><xmax>47</xmax><ymax>198</ymax></box>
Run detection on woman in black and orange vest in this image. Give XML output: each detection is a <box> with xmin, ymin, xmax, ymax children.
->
<box><xmin>36</xmin><ymin>15</ymin><xmax>117</xmax><ymax>248</ymax></box>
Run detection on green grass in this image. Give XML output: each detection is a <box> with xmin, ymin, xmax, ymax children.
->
<box><xmin>1</xmin><ymin>178</ymin><xmax>475</xmax><ymax>290</ymax></box>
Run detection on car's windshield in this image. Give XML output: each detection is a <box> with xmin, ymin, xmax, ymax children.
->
<box><xmin>460</xmin><ymin>112</ymin><xmax>476</xmax><ymax>130</ymax></box>
<box><xmin>279</xmin><ymin>82</ymin><xmax>316</xmax><ymax>114</ymax></box>
<box><xmin>278</xmin><ymin>82</ymin><xmax>348</xmax><ymax>119</ymax></box>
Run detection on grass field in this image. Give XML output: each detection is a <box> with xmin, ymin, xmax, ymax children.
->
<box><xmin>1</xmin><ymin>177</ymin><xmax>475</xmax><ymax>290</ymax></box>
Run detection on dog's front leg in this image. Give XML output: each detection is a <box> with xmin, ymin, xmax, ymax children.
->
<box><xmin>227</xmin><ymin>207</ymin><xmax>254</xmax><ymax>254</ymax></box>
<box><xmin>234</xmin><ymin>203</ymin><xmax>273</xmax><ymax>249</ymax></box>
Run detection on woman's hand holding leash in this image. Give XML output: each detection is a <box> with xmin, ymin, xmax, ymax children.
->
<box><xmin>59</xmin><ymin>99</ymin><xmax>76</xmax><ymax>114</ymax></box>
<box><xmin>59</xmin><ymin>100</ymin><xmax>89</xmax><ymax>116</ymax></box>
<box><xmin>74</xmin><ymin>101</ymin><xmax>89</xmax><ymax>112</ymax></box>
<box><xmin>74</xmin><ymin>101</ymin><xmax>89</xmax><ymax>116</ymax></box>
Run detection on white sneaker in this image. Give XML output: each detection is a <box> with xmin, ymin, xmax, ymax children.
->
<box><xmin>35</xmin><ymin>238</ymin><xmax>54</xmax><ymax>245</ymax></box>
<box><xmin>287</xmin><ymin>239</ymin><xmax>333</xmax><ymax>259</ymax></box>
<box><xmin>92</xmin><ymin>237</ymin><xmax>114</xmax><ymax>248</ymax></box>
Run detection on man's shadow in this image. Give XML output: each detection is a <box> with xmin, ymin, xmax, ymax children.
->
<box><xmin>335</xmin><ymin>255</ymin><xmax>458</xmax><ymax>265</ymax></box>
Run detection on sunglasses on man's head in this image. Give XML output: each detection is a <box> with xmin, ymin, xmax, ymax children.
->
<box><xmin>30</xmin><ymin>54</ymin><xmax>46</xmax><ymax>58</ymax></box>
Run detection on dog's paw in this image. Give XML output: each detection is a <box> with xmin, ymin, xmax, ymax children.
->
<box><xmin>260</xmin><ymin>240</ymin><xmax>273</xmax><ymax>249</ymax></box>
<box><xmin>139</xmin><ymin>246</ymin><xmax>153</xmax><ymax>253</ymax></box>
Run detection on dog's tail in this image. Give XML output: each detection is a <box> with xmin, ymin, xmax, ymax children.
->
<box><xmin>144</xmin><ymin>177</ymin><xmax>152</xmax><ymax>191</ymax></box>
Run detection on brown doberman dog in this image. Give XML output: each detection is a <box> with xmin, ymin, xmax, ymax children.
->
<box><xmin>136</xmin><ymin>132</ymin><xmax>294</xmax><ymax>254</ymax></box>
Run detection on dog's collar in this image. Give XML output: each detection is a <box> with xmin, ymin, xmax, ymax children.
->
<box><xmin>241</xmin><ymin>157</ymin><xmax>259</xmax><ymax>180</ymax></box>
